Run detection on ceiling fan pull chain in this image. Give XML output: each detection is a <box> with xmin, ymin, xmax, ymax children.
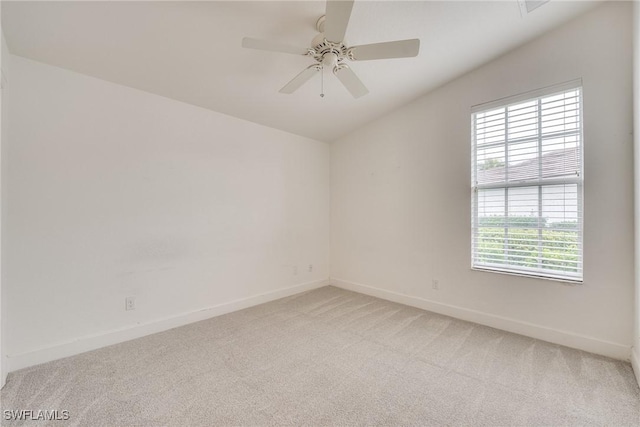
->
<box><xmin>320</xmin><ymin>64</ymin><xmax>325</xmax><ymax>98</ymax></box>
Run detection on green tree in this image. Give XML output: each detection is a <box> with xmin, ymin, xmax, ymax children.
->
<box><xmin>479</xmin><ymin>158</ymin><xmax>505</xmax><ymax>170</ymax></box>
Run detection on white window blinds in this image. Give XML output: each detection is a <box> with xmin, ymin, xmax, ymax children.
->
<box><xmin>471</xmin><ymin>81</ymin><xmax>583</xmax><ymax>281</ymax></box>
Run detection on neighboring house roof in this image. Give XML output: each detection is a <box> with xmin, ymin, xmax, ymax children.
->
<box><xmin>477</xmin><ymin>147</ymin><xmax>579</xmax><ymax>184</ymax></box>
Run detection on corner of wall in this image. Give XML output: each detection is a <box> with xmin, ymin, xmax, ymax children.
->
<box><xmin>0</xmin><ymin>15</ymin><xmax>9</xmax><ymax>389</ymax></box>
<box><xmin>632</xmin><ymin>347</ymin><xmax>640</xmax><ymax>388</ymax></box>
<box><xmin>633</xmin><ymin>0</ymin><xmax>640</xmax><ymax>391</ymax></box>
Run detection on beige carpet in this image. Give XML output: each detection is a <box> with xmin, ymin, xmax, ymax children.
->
<box><xmin>1</xmin><ymin>286</ymin><xmax>639</xmax><ymax>426</ymax></box>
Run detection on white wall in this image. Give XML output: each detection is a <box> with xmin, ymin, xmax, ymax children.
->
<box><xmin>0</xmin><ymin>10</ymin><xmax>10</xmax><ymax>387</ymax></box>
<box><xmin>5</xmin><ymin>56</ymin><xmax>330</xmax><ymax>371</ymax></box>
<box><xmin>331</xmin><ymin>2</ymin><xmax>634</xmax><ymax>359</ymax></box>
<box><xmin>632</xmin><ymin>0</ymin><xmax>640</xmax><ymax>381</ymax></box>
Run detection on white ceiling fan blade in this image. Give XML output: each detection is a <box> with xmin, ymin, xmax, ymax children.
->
<box><xmin>349</xmin><ymin>39</ymin><xmax>420</xmax><ymax>61</ymax></box>
<box><xmin>334</xmin><ymin>65</ymin><xmax>368</xmax><ymax>98</ymax></box>
<box><xmin>324</xmin><ymin>0</ymin><xmax>354</xmax><ymax>43</ymax></box>
<box><xmin>279</xmin><ymin>65</ymin><xmax>322</xmax><ymax>94</ymax></box>
<box><xmin>242</xmin><ymin>37</ymin><xmax>309</xmax><ymax>56</ymax></box>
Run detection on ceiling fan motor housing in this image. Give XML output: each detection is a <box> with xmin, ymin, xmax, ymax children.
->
<box><xmin>310</xmin><ymin>21</ymin><xmax>349</xmax><ymax>73</ymax></box>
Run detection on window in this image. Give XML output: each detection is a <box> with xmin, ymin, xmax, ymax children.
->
<box><xmin>471</xmin><ymin>81</ymin><xmax>583</xmax><ymax>282</ymax></box>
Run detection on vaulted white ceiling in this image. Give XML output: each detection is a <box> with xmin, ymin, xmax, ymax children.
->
<box><xmin>3</xmin><ymin>1</ymin><xmax>600</xmax><ymax>141</ymax></box>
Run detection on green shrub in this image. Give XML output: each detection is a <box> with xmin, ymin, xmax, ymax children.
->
<box><xmin>476</xmin><ymin>216</ymin><xmax>579</xmax><ymax>273</ymax></box>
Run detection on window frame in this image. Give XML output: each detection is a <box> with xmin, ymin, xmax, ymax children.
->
<box><xmin>470</xmin><ymin>80</ymin><xmax>584</xmax><ymax>283</ymax></box>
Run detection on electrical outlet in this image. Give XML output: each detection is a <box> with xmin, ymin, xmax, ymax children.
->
<box><xmin>125</xmin><ymin>297</ymin><xmax>136</xmax><ymax>311</ymax></box>
<box><xmin>432</xmin><ymin>279</ymin><xmax>439</xmax><ymax>290</ymax></box>
<box><xmin>308</xmin><ymin>264</ymin><xmax>313</xmax><ymax>272</ymax></box>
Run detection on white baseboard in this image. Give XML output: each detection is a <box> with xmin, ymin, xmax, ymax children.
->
<box><xmin>7</xmin><ymin>279</ymin><xmax>329</xmax><ymax>372</ymax></box>
<box><xmin>331</xmin><ymin>278</ymin><xmax>631</xmax><ymax>361</ymax></box>
<box><xmin>632</xmin><ymin>347</ymin><xmax>640</xmax><ymax>388</ymax></box>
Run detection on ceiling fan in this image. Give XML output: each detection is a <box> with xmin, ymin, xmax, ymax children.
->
<box><xmin>242</xmin><ymin>0</ymin><xmax>420</xmax><ymax>99</ymax></box>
